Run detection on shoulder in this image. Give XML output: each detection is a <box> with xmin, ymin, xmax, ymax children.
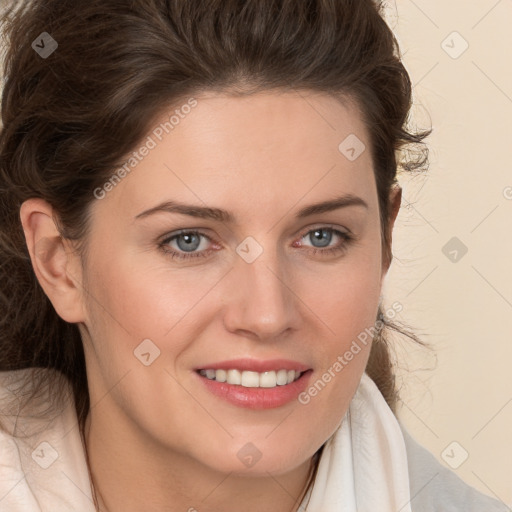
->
<box><xmin>399</xmin><ymin>422</ymin><xmax>509</xmax><ymax>512</ymax></box>
<box><xmin>0</xmin><ymin>368</ymin><xmax>95</xmax><ymax>512</ymax></box>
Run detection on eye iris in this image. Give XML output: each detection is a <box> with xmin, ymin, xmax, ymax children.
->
<box><xmin>310</xmin><ymin>229</ymin><xmax>332</xmax><ymax>248</ymax></box>
<box><xmin>176</xmin><ymin>233</ymin><xmax>201</xmax><ymax>252</ymax></box>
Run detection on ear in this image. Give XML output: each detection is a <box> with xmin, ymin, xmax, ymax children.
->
<box><xmin>19</xmin><ymin>198</ymin><xmax>86</xmax><ymax>323</ymax></box>
<box><xmin>381</xmin><ymin>184</ymin><xmax>402</xmax><ymax>278</ymax></box>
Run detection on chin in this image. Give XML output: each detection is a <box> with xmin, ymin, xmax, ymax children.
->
<box><xmin>207</xmin><ymin>441</ymin><xmax>313</xmax><ymax>477</ymax></box>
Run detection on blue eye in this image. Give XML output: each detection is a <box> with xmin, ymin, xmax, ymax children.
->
<box><xmin>159</xmin><ymin>230</ymin><xmax>215</xmax><ymax>261</ymax></box>
<box><xmin>297</xmin><ymin>227</ymin><xmax>354</xmax><ymax>257</ymax></box>
<box><xmin>159</xmin><ymin>227</ymin><xmax>354</xmax><ymax>261</ymax></box>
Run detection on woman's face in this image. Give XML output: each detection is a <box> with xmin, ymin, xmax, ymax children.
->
<box><xmin>77</xmin><ymin>90</ymin><xmax>396</xmax><ymax>476</ymax></box>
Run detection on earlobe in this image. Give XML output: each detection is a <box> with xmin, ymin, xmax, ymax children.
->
<box><xmin>381</xmin><ymin>184</ymin><xmax>402</xmax><ymax>277</ymax></box>
<box><xmin>19</xmin><ymin>198</ymin><xmax>86</xmax><ymax>324</ymax></box>
<box><xmin>389</xmin><ymin>184</ymin><xmax>402</xmax><ymax>227</ymax></box>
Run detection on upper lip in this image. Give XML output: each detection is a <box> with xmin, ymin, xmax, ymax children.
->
<box><xmin>195</xmin><ymin>358</ymin><xmax>311</xmax><ymax>373</ymax></box>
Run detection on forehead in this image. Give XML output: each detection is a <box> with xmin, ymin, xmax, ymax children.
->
<box><xmin>94</xmin><ymin>90</ymin><xmax>376</xmax><ymax>221</ymax></box>
<box><xmin>163</xmin><ymin>90</ymin><xmax>371</xmax><ymax>168</ymax></box>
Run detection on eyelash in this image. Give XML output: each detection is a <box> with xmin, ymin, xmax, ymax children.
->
<box><xmin>158</xmin><ymin>226</ymin><xmax>355</xmax><ymax>261</ymax></box>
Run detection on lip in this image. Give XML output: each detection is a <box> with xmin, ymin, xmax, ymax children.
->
<box><xmin>194</xmin><ymin>359</ymin><xmax>313</xmax><ymax>410</ymax></box>
<box><xmin>194</xmin><ymin>358</ymin><xmax>311</xmax><ymax>373</ymax></box>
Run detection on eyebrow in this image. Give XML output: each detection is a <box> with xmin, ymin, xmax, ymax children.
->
<box><xmin>134</xmin><ymin>193</ymin><xmax>369</xmax><ymax>223</ymax></box>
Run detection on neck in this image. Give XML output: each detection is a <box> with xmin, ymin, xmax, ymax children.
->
<box><xmin>82</xmin><ymin>410</ymin><xmax>318</xmax><ymax>512</ymax></box>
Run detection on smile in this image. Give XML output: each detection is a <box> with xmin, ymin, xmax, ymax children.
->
<box><xmin>197</xmin><ymin>369</ymin><xmax>304</xmax><ymax>388</ymax></box>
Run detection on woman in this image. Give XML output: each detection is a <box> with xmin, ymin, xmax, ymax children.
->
<box><xmin>0</xmin><ymin>0</ymin><xmax>507</xmax><ymax>511</ymax></box>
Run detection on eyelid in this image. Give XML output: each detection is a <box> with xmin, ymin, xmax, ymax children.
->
<box><xmin>159</xmin><ymin>223</ymin><xmax>352</xmax><ymax>246</ymax></box>
<box><xmin>158</xmin><ymin>223</ymin><xmax>355</xmax><ymax>263</ymax></box>
<box><xmin>297</xmin><ymin>223</ymin><xmax>352</xmax><ymax>238</ymax></box>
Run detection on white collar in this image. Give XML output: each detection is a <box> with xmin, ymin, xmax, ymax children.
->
<box><xmin>300</xmin><ymin>372</ymin><xmax>412</xmax><ymax>511</ymax></box>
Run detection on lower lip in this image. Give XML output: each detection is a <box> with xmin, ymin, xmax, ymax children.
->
<box><xmin>195</xmin><ymin>370</ymin><xmax>313</xmax><ymax>410</ymax></box>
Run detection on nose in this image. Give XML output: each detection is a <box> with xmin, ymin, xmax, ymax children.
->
<box><xmin>222</xmin><ymin>246</ymin><xmax>300</xmax><ymax>340</ymax></box>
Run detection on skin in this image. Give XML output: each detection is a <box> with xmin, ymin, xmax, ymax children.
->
<box><xmin>20</xmin><ymin>90</ymin><xmax>401</xmax><ymax>512</ymax></box>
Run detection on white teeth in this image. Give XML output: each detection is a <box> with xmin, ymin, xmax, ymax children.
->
<box><xmin>215</xmin><ymin>369</ymin><xmax>227</xmax><ymax>382</ymax></box>
<box><xmin>276</xmin><ymin>369</ymin><xmax>288</xmax><ymax>385</ymax></box>
<box><xmin>198</xmin><ymin>368</ymin><xmax>303</xmax><ymax>388</ymax></box>
<box><xmin>241</xmin><ymin>371</ymin><xmax>259</xmax><ymax>387</ymax></box>
<box><xmin>226</xmin><ymin>369</ymin><xmax>241</xmax><ymax>385</ymax></box>
<box><xmin>260</xmin><ymin>371</ymin><xmax>277</xmax><ymax>388</ymax></box>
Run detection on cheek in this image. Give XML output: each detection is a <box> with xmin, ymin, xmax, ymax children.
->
<box><xmin>85</xmin><ymin>254</ymin><xmax>205</xmax><ymax>339</ymax></box>
<box><xmin>81</xmin><ymin>250</ymin><xmax>229</xmax><ymax>391</ymax></box>
<box><xmin>312</xmin><ymin>250</ymin><xmax>382</xmax><ymax>334</ymax></box>
<box><xmin>298</xmin><ymin>245</ymin><xmax>382</xmax><ymax>418</ymax></box>
<box><xmin>79</xmin><ymin>253</ymin><xmax>168</xmax><ymax>373</ymax></box>
<box><xmin>312</xmin><ymin>268</ymin><xmax>379</xmax><ymax>381</ymax></box>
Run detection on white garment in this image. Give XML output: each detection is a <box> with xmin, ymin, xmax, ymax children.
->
<box><xmin>0</xmin><ymin>369</ymin><xmax>95</xmax><ymax>511</ymax></box>
<box><xmin>300</xmin><ymin>372</ymin><xmax>414</xmax><ymax>511</ymax></box>
<box><xmin>0</xmin><ymin>368</ymin><xmax>508</xmax><ymax>511</ymax></box>
<box><xmin>299</xmin><ymin>373</ymin><xmax>509</xmax><ymax>511</ymax></box>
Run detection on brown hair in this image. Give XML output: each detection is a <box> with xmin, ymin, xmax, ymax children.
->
<box><xmin>0</xmin><ymin>0</ymin><xmax>431</xmax><ymax>508</ymax></box>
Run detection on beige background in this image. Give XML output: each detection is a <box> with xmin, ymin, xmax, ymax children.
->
<box><xmin>383</xmin><ymin>0</ymin><xmax>512</xmax><ymax>505</ymax></box>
